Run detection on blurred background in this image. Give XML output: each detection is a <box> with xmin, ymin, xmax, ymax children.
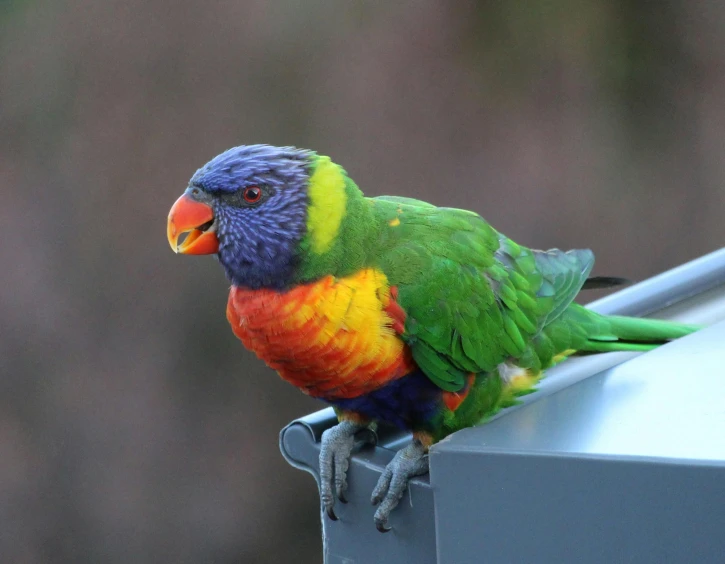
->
<box><xmin>2</xmin><ymin>1</ymin><xmax>724</xmax><ymax>562</ymax></box>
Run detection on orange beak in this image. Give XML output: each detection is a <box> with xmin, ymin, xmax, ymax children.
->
<box><xmin>167</xmin><ymin>194</ymin><xmax>219</xmax><ymax>254</ymax></box>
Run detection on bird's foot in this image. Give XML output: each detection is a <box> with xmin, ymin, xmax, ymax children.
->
<box><xmin>371</xmin><ymin>439</ymin><xmax>429</xmax><ymax>532</ymax></box>
<box><xmin>319</xmin><ymin>420</ymin><xmax>377</xmax><ymax>521</ymax></box>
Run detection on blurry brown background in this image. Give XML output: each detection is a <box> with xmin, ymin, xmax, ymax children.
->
<box><xmin>2</xmin><ymin>1</ymin><xmax>724</xmax><ymax>562</ymax></box>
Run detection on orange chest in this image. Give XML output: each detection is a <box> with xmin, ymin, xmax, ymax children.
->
<box><xmin>225</xmin><ymin>269</ymin><xmax>415</xmax><ymax>399</ymax></box>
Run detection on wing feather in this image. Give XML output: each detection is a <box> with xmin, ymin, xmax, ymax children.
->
<box><xmin>372</xmin><ymin>199</ymin><xmax>596</xmax><ymax>392</ymax></box>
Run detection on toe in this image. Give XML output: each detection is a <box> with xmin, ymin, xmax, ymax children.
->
<box><xmin>318</xmin><ymin>420</ymin><xmax>368</xmax><ymax>521</ymax></box>
<box><xmin>372</xmin><ymin>477</ymin><xmax>407</xmax><ymax>529</ymax></box>
<box><xmin>371</xmin><ymin>466</ymin><xmax>393</xmax><ymax>506</ymax></box>
<box><xmin>368</xmin><ymin>440</ymin><xmax>430</xmax><ymax>531</ymax></box>
<box><xmin>333</xmin><ymin>447</ymin><xmax>351</xmax><ymax>502</ymax></box>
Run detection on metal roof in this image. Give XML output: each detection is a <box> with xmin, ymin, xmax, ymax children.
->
<box><xmin>281</xmin><ymin>248</ymin><xmax>725</xmax><ymax>564</ymax></box>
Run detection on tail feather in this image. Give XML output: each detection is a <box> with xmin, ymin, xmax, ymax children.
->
<box><xmin>578</xmin><ymin>341</ymin><xmax>661</xmax><ymax>353</ymax></box>
<box><xmin>603</xmin><ymin>315</ymin><xmax>699</xmax><ymax>342</ymax></box>
<box><xmin>580</xmin><ymin>315</ymin><xmax>700</xmax><ymax>353</ymax></box>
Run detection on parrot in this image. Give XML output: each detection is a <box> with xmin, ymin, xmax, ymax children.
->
<box><xmin>166</xmin><ymin>144</ymin><xmax>700</xmax><ymax>532</ymax></box>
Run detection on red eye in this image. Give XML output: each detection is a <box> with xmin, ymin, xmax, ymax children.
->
<box><xmin>243</xmin><ymin>186</ymin><xmax>262</xmax><ymax>204</ymax></box>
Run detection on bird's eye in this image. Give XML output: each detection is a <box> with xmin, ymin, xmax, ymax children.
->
<box><xmin>243</xmin><ymin>186</ymin><xmax>262</xmax><ymax>204</ymax></box>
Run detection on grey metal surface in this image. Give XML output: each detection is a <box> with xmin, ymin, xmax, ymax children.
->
<box><xmin>279</xmin><ymin>247</ymin><xmax>725</xmax><ymax>563</ymax></box>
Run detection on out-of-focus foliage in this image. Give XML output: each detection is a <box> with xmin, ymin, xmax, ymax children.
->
<box><xmin>1</xmin><ymin>1</ymin><xmax>723</xmax><ymax>562</ymax></box>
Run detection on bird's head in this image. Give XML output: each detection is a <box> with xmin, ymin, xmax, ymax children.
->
<box><xmin>167</xmin><ymin>144</ymin><xmax>317</xmax><ymax>289</ymax></box>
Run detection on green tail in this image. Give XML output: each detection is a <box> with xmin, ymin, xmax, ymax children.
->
<box><xmin>580</xmin><ymin>314</ymin><xmax>701</xmax><ymax>353</ymax></box>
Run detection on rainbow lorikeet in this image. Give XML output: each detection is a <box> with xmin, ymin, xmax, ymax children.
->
<box><xmin>166</xmin><ymin>145</ymin><xmax>699</xmax><ymax>532</ymax></box>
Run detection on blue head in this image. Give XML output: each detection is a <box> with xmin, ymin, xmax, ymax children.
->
<box><xmin>167</xmin><ymin>144</ymin><xmax>315</xmax><ymax>289</ymax></box>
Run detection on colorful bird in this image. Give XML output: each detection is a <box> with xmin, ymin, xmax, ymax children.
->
<box><xmin>167</xmin><ymin>145</ymin><xmax>699</xmax><ymax>532</ymax></box>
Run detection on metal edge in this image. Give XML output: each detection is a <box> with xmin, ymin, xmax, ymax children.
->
<box><xmin>279</xmin><ymin>407</ymin><xmax>337</xmax><ymax>476</ymax></box>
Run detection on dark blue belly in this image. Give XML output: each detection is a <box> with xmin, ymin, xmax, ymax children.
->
<box><xmin>327</xmin><ymin>370</ymin><xmax>441</xmax><ymax>430</ymax></box>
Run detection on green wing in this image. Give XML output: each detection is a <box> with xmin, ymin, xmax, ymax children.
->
<box><xmin>370</xmin><ymin>197</ymin><xmax>594</xmax><ymax>392</ymax></box>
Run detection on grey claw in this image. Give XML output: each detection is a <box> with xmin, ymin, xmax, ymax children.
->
<box><xmin>376</xmin><ymin>520</ymin><xmax>392</xmax><ymax>533</ymax></box>
<box><xmin>327</xmin><ymin>507</ymin><xmax>338</xmax><ymax>521</ymax></box>
<box><xmin>370</xmin><ymin>439</ymin><xmax>429</xmax><ymax>531</ymax></box>
<box><xmin>370</xmin><ymin>464</ymin><xmax>392</xmax><ymax>506</ymax></box>
<box><xmin>354</xmin><ymin>428</ymin><xmax>378</xmax><ymax>449</ymax></box>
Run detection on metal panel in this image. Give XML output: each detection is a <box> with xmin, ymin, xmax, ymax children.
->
<box><xmin>432</xmin><ymin>453</ymin><xmax>724</xmax><ymax>564</ymax></box>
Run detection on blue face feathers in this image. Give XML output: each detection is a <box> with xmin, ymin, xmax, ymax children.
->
<box><xmin>190</xmin><ymin>145</ymin><xmax>315</xmax><ymax>289</ymax></box>
<box><xmin>190</xmin><ymin>145</ymin><xmax>314</xmax><ymax>195</ymax></box>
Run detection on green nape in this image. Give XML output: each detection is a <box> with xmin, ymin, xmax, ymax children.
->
<box><xmin>293</xmin><ymin>155</ymin><xmax>382</xmax><ymax>284</ymax></box>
